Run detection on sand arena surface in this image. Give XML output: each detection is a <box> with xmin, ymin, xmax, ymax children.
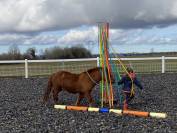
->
<box><xmin>0</xmin><ymin>74</ymin><xmax>177</xmax><ymax>132</ymax></box>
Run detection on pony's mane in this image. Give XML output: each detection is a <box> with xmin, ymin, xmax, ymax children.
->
<box><xmin>86</xmin><ymin>67</ymin><xmax>101</xmax><ymax>73</ymax></box>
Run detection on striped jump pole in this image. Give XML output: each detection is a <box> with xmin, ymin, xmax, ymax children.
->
<box><xmin>54</xmin><ymin>105</ymin><xmax>167</xmax><ymax>119</ymax></box>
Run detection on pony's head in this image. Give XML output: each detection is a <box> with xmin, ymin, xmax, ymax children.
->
<box><xmin>86</xmin><ymin>67</ymin><xmax>115</xmax><ymax>83</ymax></box>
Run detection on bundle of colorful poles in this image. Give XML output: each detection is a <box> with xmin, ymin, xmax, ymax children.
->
<box><xmin>54</xmin><ymin>105</ymin><xmax>167</xmax><ymax>118</ymax></box>
<box><xmin>98</xmin><ymin>22</ymin><xmax>122</xmax><ymax>108</ymax></box>
<box><xmin>98</xmin><ymin>22</ymin><xmax>137</xmax><ymax>108</ymax></box>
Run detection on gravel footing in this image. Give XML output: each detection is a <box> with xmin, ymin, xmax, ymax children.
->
<box><xmin>0</xmin><ymin>74</ymin><xmax>177</xmax><ymax>133</ymax></box>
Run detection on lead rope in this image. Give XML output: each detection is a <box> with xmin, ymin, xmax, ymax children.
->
<box><xmin>86</xmin><ymin>71</ymin><xmax>100</xmax><ymax>86</ymax></box>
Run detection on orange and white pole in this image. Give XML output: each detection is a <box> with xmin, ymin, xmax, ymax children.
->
<box><xmin>54</xmin><ymin>105</ymin><xmax>167</xmax><ymax>118</ymax></box>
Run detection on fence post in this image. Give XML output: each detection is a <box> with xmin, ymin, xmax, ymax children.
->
<box><xmin>25</xmin><ymin>59</ymin><xmax>28</xmax><ymax>78</ymax></box>
<box><xmin>162</xmin><ymin>56</ymin><xmax>165</xmax><ymax>73</ymax></box>
<box><xmin>62</xmin><ymin>60</ymin><xmax>65</xmax><ymax>70</ymax></box>
<box><xmin>97</xmin><ymin>57</ymin><xmax>100</xmax><ymax>67</ymax></box>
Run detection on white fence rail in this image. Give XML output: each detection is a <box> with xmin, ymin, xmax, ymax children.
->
<box><xmin>0</xmin><ymin>56</ymin><xmax>177</xmax><ymax>78</ymax></box>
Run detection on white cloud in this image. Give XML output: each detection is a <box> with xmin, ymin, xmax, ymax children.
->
<box><xmin>58</xmin><ymin>27</ymin><xmax>97</xmax><ymax>45</ymax></box>
<box><xmin>1</xmin><ymin>25</ymin><xmax>177</xmax><ymax>48</ymax></box>
<box><xmin>0</xmin><ymin>33</ymin><xmax>58</xmax><ymax>46</ymax></box>
<box><xmin>0</xmin><ymin>0</ymin><xmax>177</xmax><ymax>33</ymax></box>
<box><xmin>1</xmin><ymin>0</ymin><xmax>177</xmax><ymax>54</ymax></box>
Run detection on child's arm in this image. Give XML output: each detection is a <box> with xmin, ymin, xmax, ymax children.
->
<box><xmin>118</xmin><ymin>76</ymin><xmax>125</xmax><ymax>85</ymax></box>
<box><xmin>134</xmin><ymin>77</ymin><xmax>143</xmax><ymax>90</ymax></box>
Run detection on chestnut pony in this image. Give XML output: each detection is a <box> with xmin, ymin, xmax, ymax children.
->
<box><xmin>43</xmin><ymin>67</ymin><xmax>113</xmax><ymax>106</ymax></box>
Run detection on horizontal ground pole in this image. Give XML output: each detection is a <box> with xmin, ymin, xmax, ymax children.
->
<box><xmin>149</xmin><ymin>112</ymin><xmax>167</xmax><ymax>118</ymax></box>
<box><xmin>54</xmin><ymin>105</ymin><xmax>167</xmax><ymax>118</ymax></box>
<box><xmin>54</xmin><ymin>105</ymin><xmax>66</xmax><ymax>109</ymax></box>
<box><xmin>123</xmin><ymin>110</ymin><xmax>149</xmax><ymax>117</ymax></box>
<box><xmin>88</xmin><ymin>107</ymin><xmax>100</xmax><ymax>112</ymax></box>
<box><xmin>66</xmin><ymin>105</ymin><xmax>88</xmax><ymax>111</ymax></box>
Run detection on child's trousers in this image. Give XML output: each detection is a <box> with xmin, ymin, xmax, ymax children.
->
<box><xmin>123</xmin><ymin>92</ymin><xmax>135</xmax><ymax>110</ymax></box>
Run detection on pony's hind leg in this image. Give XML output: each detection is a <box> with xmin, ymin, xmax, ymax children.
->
<box><xmin>75</xmin><ymin>93</ymin><xmax>84</xmax><ymax>106</ymax></box>
<box><xmin>52</xmin><ymin>87</ymin><xmax>61</xmax><ymax>104</ymax></box>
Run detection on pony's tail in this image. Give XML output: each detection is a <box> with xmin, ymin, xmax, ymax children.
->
<box><xmin>43</xmin><ymin>76</ymin><xmax>53</xmax><ymax>104</ymax></box>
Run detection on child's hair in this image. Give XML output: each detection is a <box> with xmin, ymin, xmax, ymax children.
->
<box><xmin>126</xmin><ymin>67</ymin><xmax>136</xmax><ymax>79</ymax></box>
<box><xmin>126</xmin><ymin>67</ymin><xmax>133</xmax><ymax>73</ymax></box>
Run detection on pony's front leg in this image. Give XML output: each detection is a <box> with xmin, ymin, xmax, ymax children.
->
<box><xmin>85</xmin><ymin>92</ymin><xmax>94</xmax><ymax>107</ymax></box>
<box><xmin>52</xmin><ymin>88</ymin><xmax>61</xmax><ymax>104</ymax></box>
<box><xmin>75</xmin><ymin>93</ymin><xmax>84</xmax><ymax>106</ymax></box>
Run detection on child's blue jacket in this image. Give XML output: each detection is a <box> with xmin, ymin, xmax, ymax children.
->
<box><xmin>118</xmin><ymin>75</ymin><xmax>143</xmax><ymax>92</ymax></box>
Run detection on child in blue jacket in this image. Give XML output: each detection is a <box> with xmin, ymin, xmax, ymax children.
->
<box><xmin>118</xmin><ymin>67</ymin><xmax>143</xmax><ymax>110</ymax></box>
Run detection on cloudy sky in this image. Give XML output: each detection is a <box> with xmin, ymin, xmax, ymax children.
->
<box><xmin>0</xmin><ymin>0</ymin><xmax>177</xmax><ymax>54</ymax></box>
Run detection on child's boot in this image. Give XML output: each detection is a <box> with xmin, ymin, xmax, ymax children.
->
<box><xmin>123</xmin><ymin>101</ymin><xmax>128</xmax><ymax>110</ymax></box>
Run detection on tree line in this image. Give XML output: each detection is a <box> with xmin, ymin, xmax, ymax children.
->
<box><xmin>0</xmin><ymin>45</ymin><xmax>93</xmax><ymax>60</ymax></box>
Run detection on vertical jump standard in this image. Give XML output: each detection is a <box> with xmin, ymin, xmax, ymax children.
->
<box><xmin>98</xmin><ymin>22</ymin><xmax>114</xmax><ymax>108</ymax></box>
<box><xmin>98</xmin><ymin>22</ymin><xmax>131</xmax><ymax>109</ymax></box>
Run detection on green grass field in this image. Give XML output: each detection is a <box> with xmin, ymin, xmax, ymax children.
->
<box><xmin>0</xmin><ymin>57</ymin><xmax>177</xmax><ymax>78</ymax></box>
<box><xmin>0</xmin><ymin>60</ymin><xmax>97</xmax><ymax>77</ymax></box>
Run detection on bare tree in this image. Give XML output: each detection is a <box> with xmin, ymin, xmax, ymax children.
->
<box><xmin>25</xmin><ymin>47</ymin><xmax>36</xmax><ymax>59</ymax></box>
<box><xmin>8</xmin><ymin>45</ymin><xmax>22</xmax><ymax>60</ymax></box>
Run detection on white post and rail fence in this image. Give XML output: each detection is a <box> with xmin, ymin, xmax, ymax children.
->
<box><xmin>0</xmin><ymin>56</ymin><xmax>176</xmax><ymax>78</ymax></box>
